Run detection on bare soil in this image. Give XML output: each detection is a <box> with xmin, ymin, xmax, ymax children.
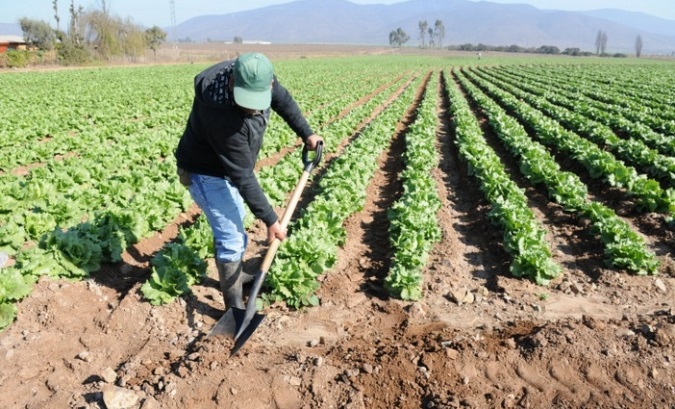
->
<box><xmin>1</xmin><ymin>46</ymin><xmax>674</xmax><ymax>409</ymax></box>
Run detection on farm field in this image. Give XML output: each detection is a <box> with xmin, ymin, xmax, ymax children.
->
<box><xmin>1</xmin><ymin>47</ymin><xmax>675</xmax><ymax>408</ymax></box>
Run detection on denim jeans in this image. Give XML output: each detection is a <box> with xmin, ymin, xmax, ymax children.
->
<box><xmin>188</xmin><ymin>174</ymin><xmax>248</xmax><ymax>262</ymax></box>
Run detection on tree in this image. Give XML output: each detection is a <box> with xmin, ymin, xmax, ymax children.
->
<box><xmin>233</xmin><ymin>36</ymin><xmax>243</xmax><ymax>44</ymax></box>
<box><xmin>434</xmin><ymin>20</ymin><xmax>445</xmax><ymax>48</ymax></box>
<box><xmin>595</xmin><ymin>29</ymin><xmax>609</xmax><ymax>55</ymax></box>
<box><xmin>84</xmin><ymin>10</ymin><xmax>122</xmax><ymax>59</ymax></box>
<box><xmin>427</xmin><ymin>27</ymin><xmax>434</xmax><ymax>48</ymax></box>
<box><xmin>96</xmin><ymin>0</ymin><xmax>109</xmax><ymax>14</ymax></box>
<box><xmin>537</xmin><ymin>45</ymin><xmax>560</xmax><ymax>55</ymax></box>
<box><xmin>51</xmin><ymin>0</ymin><xmax>89</xmax><ymax>65</ymax></box>
<box><xmin>121</xmin><ymin>18</ymin><xmax>147</xmax><ymax>61</ymax></box>
<box><xmin>83</xmin><ymin>6</ymin><xmax>147</xmax><ymax>61</ymax></box>
<box><xmin>52</xmin><ymin>0</ymin><xmax>68</xmax><ymax>44</ymax></box>
<box><xmin>418</xmin><ymin>20</ymin><xmax>428</xmax><ymax>48</ymax></box>
<box><xmin>52</xmin><ymin>0</ymin><xmax>91</xmax><ymax>65</ymax></box>
<box><xmin>68</xmin><ymin>0</ymin><xmax>84</xmax><ymax>46</ymax></box>
<box><xmin>52</xmin><ymin>0</ymin><xmax>60</xmax><ymax>31</ymax></box>
<box><xmin>595</xmin><ymin>30</ymin><xmax>603</xmax><ymax>55</ymax></box>
<box><xmin>562</xmin><ymin>47</ymin><xmax>581</xmax><ymax>56</ymax></box>
<box><xmin>146</xmin><ymin>26</ymin><xmax>167</xmax><ymax>58</ymax></box>
<box><xmin>507</xmin><ymin>44</ymin><xmax>522</xmax><ymax>53</ymax></box>
<box><xmin>389</xmin><ymin>28</ymin><xmax>409</xmax><ymax>48</ymax></box>
<box><xmin>635</xmin><ymin>35</ymin><xmax>643</xmax><ymax>58</ymax></box>
<box><xmin>19</xmin><ymin>18</ymin><xmax>56</xmax><ymax>50</ymax></box>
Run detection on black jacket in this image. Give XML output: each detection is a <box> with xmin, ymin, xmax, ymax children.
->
<box><xmin>175</xmin><ymin>60</ymin><xmax>314</xmax><ymax>226</ymax></box>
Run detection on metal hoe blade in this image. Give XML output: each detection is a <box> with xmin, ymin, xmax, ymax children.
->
<box><xmin>230</xmin><ymin>309</ymin><xmax>265</xmax><ymax>357</ymax></box>
<box><xmin>206</xmin><ymin>309</ymin><xmax>236</xmax><ymax>338</ymax></box>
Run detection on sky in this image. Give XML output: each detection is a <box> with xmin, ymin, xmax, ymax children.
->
<box><xmin>2</xmin><ymin>0</ymin><xmax>674</xmax><ymax>28</ymax></box>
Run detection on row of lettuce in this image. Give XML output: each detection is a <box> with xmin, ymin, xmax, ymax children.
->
<box><xmin>125</xmin><ymin>63</ymin><xmax>672</xmax><ymax>308</ymax></box>
<box><xmin>0</xmin><ymin>58</ymin><xmax>426</xmax><ymax>329</ymax></box>
<box><xmin>455</xmin><ymin>69</ymin><xmax>659</xmax><ymax>276</ymax></box>
<box><xmin>2</xmin><ymin>59</ymin><xmax>672</xmax><ymax>330</ymax></box>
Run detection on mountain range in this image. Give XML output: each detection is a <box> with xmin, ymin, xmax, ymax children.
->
<box><xmin>3</xmin><ymin>0</ymin><xmax>675</xmax><ymax>54</ymax></box>
<box><xmin>167</xmin><ymin>0</ymin><xmax>675</xmax><ymax>54</ymax></box>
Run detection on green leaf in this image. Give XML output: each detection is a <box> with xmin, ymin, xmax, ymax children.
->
<box><xmin>0</xmin><ymin>302</ymin><xmax>18</xmax><ymax>331</ymax></box>
<box><xmin>0</xmin><ymin>268</ymin><xmax>33</xmax><ymax>302</ymax></box>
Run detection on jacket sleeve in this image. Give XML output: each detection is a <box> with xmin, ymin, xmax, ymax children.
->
<box><xmin>209</xmin><ymin>116</ymin><xmax>278</xmax><ymax>227</ymax></box>
<box><xmin>270</xmin><ymin>77</ymin><xmax>315</xmax><ymax>141</ymax></box>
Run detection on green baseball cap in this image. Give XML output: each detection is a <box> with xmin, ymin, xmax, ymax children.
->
<box><xmin>233</xmin><ymin>52</ymin><xmax>274</xmax><ymax>110</ymax></box>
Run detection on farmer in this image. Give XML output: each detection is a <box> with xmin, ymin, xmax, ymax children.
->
<box><xmin>174</xmin><ymin>52</ymin><xmax>323</xmax><ymax>312</ymax></box>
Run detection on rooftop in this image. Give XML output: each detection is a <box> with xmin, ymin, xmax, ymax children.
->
<box><xmin>0</xmin><ymin>35</ymin><xmax>25</xmax><ymax>43</ymax></box>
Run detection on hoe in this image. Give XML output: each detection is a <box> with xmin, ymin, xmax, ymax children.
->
<box><xmin>208</xmin><ymin>141</ymin><xmax>323</xmax><ymax>357</ymax></box>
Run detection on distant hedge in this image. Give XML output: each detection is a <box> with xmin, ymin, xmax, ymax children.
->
<box><xmin>0</xmin><ymin>50</ymin><xmax>58</xmax><ymax>68</ymax></box>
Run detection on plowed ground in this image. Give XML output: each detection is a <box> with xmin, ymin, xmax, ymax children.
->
<box><xmin>1</xmin><ymin>63</ymin><xmax>674</xmax><ymax>409</ymax></box>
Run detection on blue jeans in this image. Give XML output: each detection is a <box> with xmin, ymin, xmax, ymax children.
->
<box><xmin>188</xmin><ymin>174</ymin><xmax>248</xmax><ymax>262</ymax></box>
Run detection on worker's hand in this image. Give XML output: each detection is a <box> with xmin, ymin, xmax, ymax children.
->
<box><xmin>305</xmin><ymin>134</ymin><xmax>324</xmax><ymax>151</ymax></box>
<box><xmin>267</xmin><ymin>220</ymin><xmax>287</xmax><ymax>244</ymax></box>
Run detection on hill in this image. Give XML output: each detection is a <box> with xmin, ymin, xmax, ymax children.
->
<box><xmin>170</xmin><ymin>0</ymin><xmax>675</xmax><ymax>54</ymax></box>
<box><xmin>580</xmin><ymin>9</ymin><xmax>675</xmax><ymax>39</ymax></box>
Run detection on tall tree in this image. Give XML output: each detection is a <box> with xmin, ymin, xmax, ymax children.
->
<box><xmin>600</xmin><ymin>31</ymin><xmax>608</xmax><ymax>54</ymax></box>
<box><xmin>595</xmin><ymin>29</ymin><xmax>603</xmax><ymax>55</ymax></box>
<box><xmin>69</xmin><ymin>0</ymin><xmax>84</xmax><ymax>46</ymax></box>
<box><xmin>427</xmin><ymin>27</ymin><xmax>434</xmax><ymax>48</ymax></box>
<box><xmin>84</xmin><ymin>10</ymin><xmax>121</xmax><ymax>59</ymax></box>
<box><xmin>434</xmin><ymin>20</ymin><xmax>445</xmax><ymax>48</ymax></box>
<box><xmin>418</xmin><ymin>20</ymin><xmax>428</xmax><ymax>48</ymax></box>
<box><xmin>122</xmin><ymin>18</ymin><xmax>146</xmax><ymax>61</ymax></box>
<box><xmin>84</xmin><ymin>11</ymin><xmax>147</xmax><ymax>60</ymax></box>
<box><xmin>96</xmin><ymin>0</ymin><xmax>109</xmax><ymax>14</ymax></box>
<box><xmin>635</xmin><ymin>35</ymin><xmax>643</xmax><ymax>58</ymax></box>
<box><xmin>52</xmin><ymin>0</ymin><xmax>60</xmax><ymax>31</ymax></box>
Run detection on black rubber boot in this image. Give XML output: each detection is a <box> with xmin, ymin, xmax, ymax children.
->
<box><xmin>241</xmin><ymin>268</ymin><xmax>256</xmax><ymax>284</ymax></box>
<box><xmin>216</xmin><ymin>260</ymin><xmax>244</xmax><ymax>310</ymax></box>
